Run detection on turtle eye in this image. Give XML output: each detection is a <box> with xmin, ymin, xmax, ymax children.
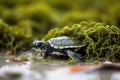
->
<box><xmin>36</xmin><ymin>42</ymin><xmax>43</xmax><ymax>48</ymax></box>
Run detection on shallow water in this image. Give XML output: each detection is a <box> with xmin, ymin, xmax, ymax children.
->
<box><xmin>0</xmin><ymin>54</ymin><xmax>67</xmax><ymax>80</ymax></box>
<box><xmin>1</xmin><ymin>52</ymin><xmax>120</xmax><ymax>80</ymax></box>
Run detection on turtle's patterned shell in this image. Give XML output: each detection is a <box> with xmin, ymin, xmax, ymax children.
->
<box><xmin>47</xmin><ymin>36</ymin><xmax>85</xmax><ymax>49</ymax></box>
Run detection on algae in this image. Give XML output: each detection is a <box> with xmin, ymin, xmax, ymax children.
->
<box><xmin>43</xmin><ymin>21</ymin><xmax>120</xmax><ymax>61</ymax></box>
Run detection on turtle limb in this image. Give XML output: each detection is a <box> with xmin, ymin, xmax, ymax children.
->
<box><xmin>67</xmin><ymin>50</ymin><xmax>82</xmax><ymax>62</ymax></box>
<box><xmin>36</xmin><ymin>48</ymin><xmax>48</xmax><ymax>58</ymax></box>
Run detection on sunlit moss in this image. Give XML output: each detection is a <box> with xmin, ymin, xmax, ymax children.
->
<box><xmin>60</xmin><ymin>10</ymin><xmax>101</xmax><ymax>27</ymax></box>
<box><xmin>31</xmin><ymin>55</ymin><xmax>39</xmax><ymax>61</ymax></box>
<box><xmin>0</xmin><ymin>0</ymin><xmax>38</xmax><ymax>8</ymax></box>
<box><xmin>18</xmin><ymin>55</ymin><xmax>29</xmax><ymax>61</ymax></box>
<box><xmin>43</xmin><ymin>21</ymin><xmax>120</xmax><ymax>61</ymax></box>
<box><xmin>1</xmin><ymin>10</ymin><xmax>21</xmax><ymax>25</ymax></box>
<box><xmin>67</xmin><ymin>59</ymin><xmax>77</xmax><ymax>65</ymax></box>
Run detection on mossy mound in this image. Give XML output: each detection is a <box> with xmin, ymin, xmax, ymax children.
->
<box><xmin>0</xmin><ymin>0</ymin><xmax>120</xmax><ymax>39</ymax></box>
<box><xmin>0</xmin><ymin>20</ymin><xmax>33</xmax><ymax>53</ymax></box>
<box><xmin>43</xmin><ymin>21</ymin><xmax>120</xmax><ymax>61</ymax></box>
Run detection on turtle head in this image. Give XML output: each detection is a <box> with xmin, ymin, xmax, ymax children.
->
<box><xmin>32</xmin><ymin>40</ymin><xmax>49</xmax><ymax>52</ymax></box>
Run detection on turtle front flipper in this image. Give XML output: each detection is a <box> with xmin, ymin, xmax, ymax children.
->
<box><xmin>67</xmin><ymin>50</ymin><xmax>82</xmax><ymax>62</ymax></box>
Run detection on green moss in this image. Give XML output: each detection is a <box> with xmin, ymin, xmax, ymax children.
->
<box><xmin>31</xmin><ymin>56</ymin><xmax>38</xmax><ymax>61</ymax></box>
<box><xmin>0</xmin><ymin>0</ymin><xmax>120</xmax><ymax>54</ymax></box>
<box><xmin>8</xmin><ymin>56</ymin><xmax>16</xmax><ymax>61</ymax></box>
<box><xmin>0</xmin><ymin>20</ymin><xmax>13</xmax><ymax>49</ymax></box>
<box><xmin>67</xmin><ymin>59</ymin><xmax>77</xmax><ymax>65</ymax></box>
<box><xmin>0</xmin><ymin>0</ymin><xmax>119</xmax><ymax>42</ymax></box>
<box><xmin>18</xmin><ymin>55</ymin><xmax>29</xmax><ymax>61</ymax></box>
<box><xmin>43</xmin><ymin>21</ymin><xmax>120</xmax><ymax>61</ymax></box>
<box><xmin>0</xmin><ymin>20</ymin><xmax>33</xmax><ymax>53</ymax></box>
<box><xmin>44</xmin><ymin>59</ymin><xmax>53</xmax><ymax>64</ymax></box>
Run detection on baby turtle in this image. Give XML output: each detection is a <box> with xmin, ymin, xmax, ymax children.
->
<box><xmin>32</xmin><ymin>36</ymin><xmax>87</xmax><ymax>62</ymax></box>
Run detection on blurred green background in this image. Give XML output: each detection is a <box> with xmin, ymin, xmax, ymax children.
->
<box><xmin>0</xmin><ymin>0</ymin><xmax>120</xmax><ymax>52</ymax></box>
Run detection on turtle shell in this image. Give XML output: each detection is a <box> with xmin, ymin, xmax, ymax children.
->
<box><xmin>47</xmin><ymin>36</ymin><xmax>85</xmax><ymax>49</ymax></box>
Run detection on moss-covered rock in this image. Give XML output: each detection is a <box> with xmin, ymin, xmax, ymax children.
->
<box><xmin>43</xmin><ymin>21</ymin><xmax>120</xmax><ymax>61</ymax></box>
